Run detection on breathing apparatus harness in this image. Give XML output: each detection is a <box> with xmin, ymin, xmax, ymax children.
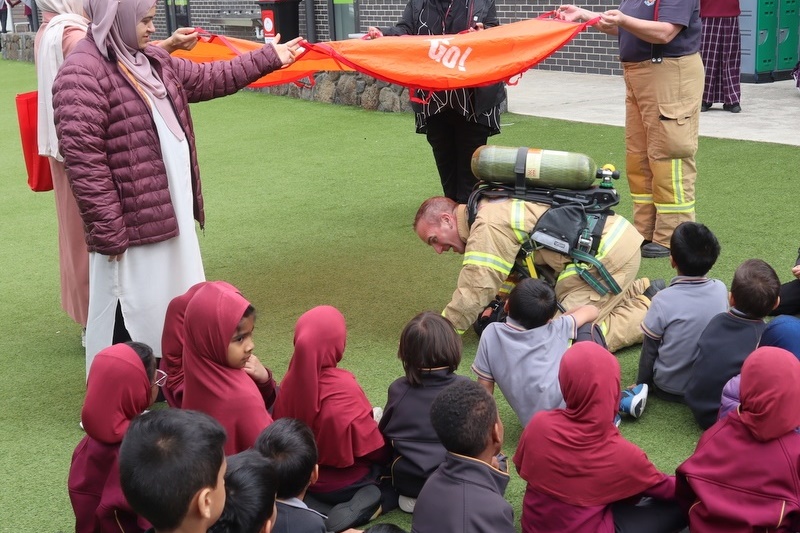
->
<box><xmin>466</xmin><ymin>147</ymin><xmax>624</xmax><ymax>296</ymax></box>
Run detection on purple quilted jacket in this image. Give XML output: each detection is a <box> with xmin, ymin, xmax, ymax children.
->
<box><xmin>53</xmin><ymin>34</ymin><xmax>282</xmax><ymax>255</ymax></box>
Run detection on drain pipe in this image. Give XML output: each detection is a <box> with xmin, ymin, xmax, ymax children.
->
<box><xmin>304</xmin><ymin>0</ymin><xmax>317</xmax><ymax>42</ymax></box>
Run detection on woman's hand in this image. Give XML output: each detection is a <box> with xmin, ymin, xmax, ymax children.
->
<box><xmin>367</xmin><ymin>26</ymin><xmax>383</xmax><ymax>39</ymax></box>
<box><xmin>159</xmin><ymin>27</ymin><xmax>199</xmax><ymax>53</ymax></box>
<box><xmin>244</xmin><ymin>354</ymin><xmax>272</xmax><ymax>384</ymax></box>
<box><xmin>270</xmin><ymin>34</ymin><xmax>304</xmax><ymax>66</ymax></box>
<box><xmin>556</xmin><ymin>5</ymin><xmax>590</xmax><ymax>22</ymax></box>
<box><xmin>600</xmin><ymin>9</ymin><xmax>626</xmax><ymax>29</ymax></box>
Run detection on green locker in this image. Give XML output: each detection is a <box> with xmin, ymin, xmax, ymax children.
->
<box><xmin>740</xmin><ymin>0</ymin><xmax>778</xmax><ymax>81</ymax></box>
<box><xmin>777</xmin><ymin>0</ymin><xmax>799</xmax><ymax>71</ymax></box>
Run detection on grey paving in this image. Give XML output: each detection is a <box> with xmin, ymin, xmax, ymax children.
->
<box><xmin>506</xmin><ymin>69</ymin><xmax>800</xmax><ymax>146</ymax></box>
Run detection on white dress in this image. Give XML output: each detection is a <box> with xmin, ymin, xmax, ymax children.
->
<box><xmin>84</xmin><ymin>96</ymin><xmax>205</xmax><ymax>376</ymax></box>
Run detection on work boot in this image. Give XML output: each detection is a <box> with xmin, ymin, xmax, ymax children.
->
<box><xmin>644</xmin><ymin>279</ymin><xmax>667</xmax><ymax>300</ymax></box>
<box><xmin>641</xmin><ymin>242</ymin><xmax>670</xmax><ymax>258</ymax></box>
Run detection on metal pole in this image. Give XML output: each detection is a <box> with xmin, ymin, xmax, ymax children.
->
<box><xmin>304</xmin><ymin>0</ymin><xmax>316</xmax><ymax>42</ymax></box>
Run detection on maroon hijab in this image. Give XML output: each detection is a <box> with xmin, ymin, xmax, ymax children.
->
<box><xmin>181</xmin><ymin>282</ymin><xmax>272</xmax><ymax>455</ymax></box>
<box><xmin>514</xmin><ymin>342</ymin><xmax>664</xmax><ymax>506</ymax></box>
<box><xmin>272</xmin><ymin>306</ymin><xmax>385</xmax><ymax>467</ymax></box>
<box><xmin>81</xmin><ymin>343</ymin><xmax>152</xmax><ymax>444</ymax></box>
<box><xmin>160</xmin><ymin>281</ymin><xmax>236</xmax><ymax>408</ymax></box>
<box><xmin>69</xmin><ymin>344</ymin><xmax>152</xmax><ymax>533</ymax></box>
<box><xmin>739</xmin><ymin>346</ymin><xmax>800</xmax><ymax>441</ymax></box>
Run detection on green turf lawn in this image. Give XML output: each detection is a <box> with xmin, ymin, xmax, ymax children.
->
<box><xmin>2</xmin><ymin>58</ymin><xmax>798</xmax><ymax>531</ymax></box>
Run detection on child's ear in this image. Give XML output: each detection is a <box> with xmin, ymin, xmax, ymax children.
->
<box><xmin>773</xmin><ymin>296</ymin><xmax>781</xmax><ymax>311</ymax></box>
<box><xmin>503</xmin><ymin>299</ymin><xmax>510</xmax><ymax>314</ymax></box>
<box><xmin>728</xmin><ymin>292</ymin><xmax>735</xmax><ymax>308</ymax></box>
<box><xmin>260</xmin><ymin>503</ymin><xmax>277</xmax><ymax>533</ymax></box>
<box><xmin>196</xmin><ymin>486</ymin><xmax>215</xmax><ymax>520</ymax></box>
<box><xmin>491</xmin><ymin>418</ymin><xmax>504</xmax><ymax>454</ymax></box>
<box><xmin>669</xmin><ymin>256</ymin><xmax>676</xmax><ymax>269</ymax></box>
<box><xmin>310</xmin><ymin>464</ymin><xmax>319</xmax><ymax>486</ymax></box>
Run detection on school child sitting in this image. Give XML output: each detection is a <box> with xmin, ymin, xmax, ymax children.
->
<box><xmin>410</xmin><ymin>380</ymin><xmax>514</xmax><ymax>533</ymax></box>
<box><xmin>254</xmin><ymin>418</ymin><xmax>327</xmax><ymax>533</ymax></box>
<box><xmin>685</xmin><ymin>258</ymin><xmax>780</xmax><ymax>428</ymax></box>
<box><xmin>471</xmin><ymin>278</ymin><xmax>601</xmax><ymax>426</ymax></box>
<box><xmin>378</xmin><ymin>311</ymin><xmax>470</xmax><ymax>512</ymax></box>
<box><xmin>69</xmin><ymin>342</ymin><xmax>159</xmax><ymax>533</ymax></box>
<box><xmin>181</xmin><ymin>281</ymin><xmax>277</xmax><ymax>454</ymax></box>
<box><xmin>677</xmin><ymin>347</ymin><xmax>800</xmax><ymax>532</ymax></box>
<box><xmin>272</xmin><ymin>306</ymin><xmax>394</xmax><ymax>532</ymax></box>
<box><xmin>636</xmin><ymin>222</ymin><xmax>727</xmax><ymax>402</ymax></box>
<box><xmin>209</xmin><ymin>449</ymin><xmax>279</xmax><ymax>533</ymax></box>
<box><xmin>513</xmin><ymin>342</ymin><xmax>687</xmax><ymax>533</ymax></box>
<box><xmin>119</xmin><ymin>409</ymin><xmax>228</xmax><ymax>533</ymax></box>
<box><xmin>160</xmin><ymin>281</ymin><xmax>235</xmax><ymax>408</ymax></box>
<box><xmin>718</xmin><ymin>315</ymin><xmax>800</xmax><ymax>420</ymax></box>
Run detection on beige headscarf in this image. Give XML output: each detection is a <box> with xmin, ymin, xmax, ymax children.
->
<box><xmin>36</xmin><ymin>0</ymin><xmax>88</xmax><ymax>159</ymax></box>
<box><xmin>84</xmin><ymin>0</ymin><xmax>184</xmax><ymax>139</ymax></box>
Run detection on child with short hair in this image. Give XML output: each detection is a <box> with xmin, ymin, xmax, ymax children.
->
<box><xmin>636</xmin><ymin>222</ymin><xmax>728</xmax><ymax>401</ymax></box>
<box><xmin>69</xmin><ymin>342</ymin><xmax>159</xmax><ymax>533</ymax></box>
<box><xmin>718</xmin><ymin>314</ymin><xmax>800</xmax><ymax>420</ymax></box>
<box><xmin>379</xmin><ymin>312</ymin><xmax>470</xmax><ymax>512</ymax></box>
<box><xmin>685</xmin><ymin>258</ymin><xmax>780</xmax><ymax>428</ymax></box>
<box><xmin>255</xmin><ymin>418</ymin><xmax>326</xmax><ymax>533</ymax></box>
<box><xmin>119</xmin><ymin>409</ymin><xmax>228</xmax><ymax>533</ymax></box>
<box><xmin>273</xmin><ymin>306</ymin><xmax>394</xmax><ymax>531</ymax></box>
<box><xmin>410</xmin><ymin>380</ymin><xmax>514</xmax><ymax>533</ymax></box>
<box><xmin>181</xmin><ymin>281</ymin><xmax>277</xmax><ymax>454</ymax></box>
<box><xmin>514</xmin><ymin>343</ymin><xmax>686</xmax><ymax>533</ymax></box>
<box><xmin>471</xmin><ymin>278</ymin><xmax>600</xmax><ymax>425</ymax></box>
<box><xmin>209</xmin><ymin>449</ymin><xmax>279</xmax><ymax>533</ymax></box>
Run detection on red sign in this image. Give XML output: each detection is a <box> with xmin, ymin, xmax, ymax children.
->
<box><xmin>261</xmin><ymin>9</ymin><xmax>275</xmax><ymax>40</ymax></box>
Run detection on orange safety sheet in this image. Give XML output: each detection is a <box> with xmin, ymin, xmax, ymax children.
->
<box><xmin>171</xmin><ymin>15</ymin><xmax>595</xmax><ymax>91</ymax></box>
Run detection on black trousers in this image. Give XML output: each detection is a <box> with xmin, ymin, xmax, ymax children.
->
<box><xmin>576</xmin><ymin>323</ymin><xmax>608</xmax><ymax>348</ymax></box>
<box><xmin>425</xmin><ymin>109</ymin><xmax>491</xmax><ymax>204</ymax></box>
<box><xmin>770</xmin><ymin>279</ymin><xmax>800</xmax><ymax>316</ymax></box>
<box><xmin>613</xmin><ymin>497</ymin><xmax>687</xmax><ymax>533</ymax></box>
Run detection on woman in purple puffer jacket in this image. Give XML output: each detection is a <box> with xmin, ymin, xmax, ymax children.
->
<box><xmin>53</xmin><ymin>0</ymin><xmax>301</xmax><ymax>377</ymax></box>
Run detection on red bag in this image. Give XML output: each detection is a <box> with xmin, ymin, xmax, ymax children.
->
<box><xmin>16</xmin><ymin>91</ymin><xmax>54</xmax><ymax>192</ymax></box>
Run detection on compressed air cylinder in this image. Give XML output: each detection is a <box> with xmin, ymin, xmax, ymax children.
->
<box><xmin>471</xmin><ymin>145</ymin><xmax>598</xmax><ymax>190</ymax></box>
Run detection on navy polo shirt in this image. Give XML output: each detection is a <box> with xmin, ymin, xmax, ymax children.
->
<box><xmin>618</xmin><ymin>0</ymin><xmax>701</xmax><ymax>62</ymax></box>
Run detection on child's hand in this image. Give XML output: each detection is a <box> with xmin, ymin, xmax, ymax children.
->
<box><xmin>792</xmin><ymin>264</ymin><xmax>800</xmax><ymax>279</ymax></box>
<box><xmin>243</xmin><ymin>354</ymin><xmax>271</xmax><ymax>384</ymax></box>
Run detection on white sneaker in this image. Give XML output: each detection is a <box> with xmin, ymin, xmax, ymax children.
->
<box><xmin>372</xmin><ymin>406</ymin><xmax>383</xmax><ymax>423</ymax></box>
<box><xmin>398</xmin><ymin>495</ymin><xmax>416</xmax><ymax>513</ymax></box>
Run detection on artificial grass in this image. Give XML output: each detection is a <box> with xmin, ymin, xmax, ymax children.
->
<box><xmin>2</xmin><ymin>57</ymin><xmax>799</xmax><ymax>531</ymax></box>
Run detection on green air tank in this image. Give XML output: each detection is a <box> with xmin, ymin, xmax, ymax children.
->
<box><xmin>471</xmin><ymin>146</ymin><xmax>598</xmax><ymax>190</ymax></box>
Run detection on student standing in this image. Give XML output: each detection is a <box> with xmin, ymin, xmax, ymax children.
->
<box><xmin>699</xmin><ymin>0</ymin><xmax>742</xmax><ymax>112</ymax></box>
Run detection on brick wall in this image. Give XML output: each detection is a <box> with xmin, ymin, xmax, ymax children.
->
<box><xmin>154</xmin><ymin>0</ymin><xmax>622</xmax><ymax>75</ymax></box>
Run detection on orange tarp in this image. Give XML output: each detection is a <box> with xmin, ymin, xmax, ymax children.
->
<box><xmin>171</xmin><ymin>16</ymin><xmax>594</xmax><ymax>90</ymax></box>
